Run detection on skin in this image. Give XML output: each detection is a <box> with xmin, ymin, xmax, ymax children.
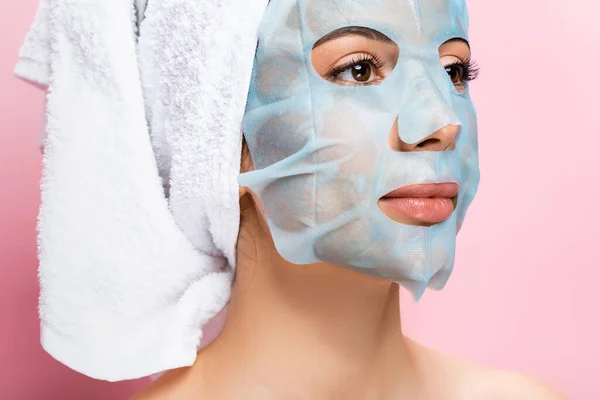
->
<box><xmin>132</xmin><ymin>33</ymin><xmax>566</xmax><ymax>400</ymax></box>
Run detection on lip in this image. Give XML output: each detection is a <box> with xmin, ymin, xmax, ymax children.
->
<box><xmin>378</xmin><ymin>183</ymin><xmax>459</xmax><ymax>226</ymax></box>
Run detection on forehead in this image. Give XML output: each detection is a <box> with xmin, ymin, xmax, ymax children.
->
<box><xmin>297</xmin><ymin>0</ymin><xmax>469</xmax><ymax>46</ymax></box>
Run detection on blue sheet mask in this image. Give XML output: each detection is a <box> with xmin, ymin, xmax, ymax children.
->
<box><xmin>238</xmin><ymin>0</ymin><xmax>480</xmax><ymax>300</ymax></box>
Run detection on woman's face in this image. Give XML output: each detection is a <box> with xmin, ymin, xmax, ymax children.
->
<box><xmin>239</xmin><ymin>0</ymin><xmax>480</xmax><ymax>299</ymax></box>
<box><xmin>311</xmin><ymin>29</ymin><xmax>476</xmax><ymax>226</ymax></box>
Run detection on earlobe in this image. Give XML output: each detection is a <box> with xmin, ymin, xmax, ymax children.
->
<box><xmin>239</xmin><ymin>138</ymin><xmax>254</xmax><ymax>199</ymax></box>
<box><xmin>239</xmin><ymin>185</ymin><xmax>250</xmax><ymax>198</ymax></box>
<box><xmin>240</xmin><ymin>136</ymin><xmax>255</xmax><ymax>175</ymax></box>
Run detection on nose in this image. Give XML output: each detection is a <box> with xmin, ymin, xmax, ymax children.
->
<box><xmin>388</xmin><ymin>118</ymin><xmax>459</xmax><ymax>152</ymax></box>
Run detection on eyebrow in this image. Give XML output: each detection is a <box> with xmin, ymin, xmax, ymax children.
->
<box><xmin>313</xmin><ymin>26</ymin><xmax>394</xmax><ymax>49</ymax></box>
<box><xmin>443</xmin><ymin>37</ymin><xmax>470</xmax><ymax>49</ymax></box>
<box><xmin>312</xmin><ymin>26</ymin><xmax>471</xmax><ymax>50</ymax></box>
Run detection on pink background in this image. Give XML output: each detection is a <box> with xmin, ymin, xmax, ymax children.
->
<box><xmin>1</xmin><ymin>1</ymin><xmax>597</xmax><ymax>399</ymax></box>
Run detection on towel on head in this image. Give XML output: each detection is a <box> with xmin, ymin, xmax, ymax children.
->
<box><xmin>14</xmin><ymin>0</ymin><xmax>268</xmax><ymax>382</ymax></box>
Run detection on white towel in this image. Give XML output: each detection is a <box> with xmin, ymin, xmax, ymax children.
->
<box><xmin>14</xmin><ymin>0</ymin><xmax>268</xmax><ymax>382</ymax></box>
<box><xmin>15</xmin><ymin>0</ymin><xmax>149</xmax><ymax>151</ymax></box>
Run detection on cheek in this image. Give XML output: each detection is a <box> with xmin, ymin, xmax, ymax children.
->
<box><xmin>315</xmin><ymin>177</ymin><xmax>365</xmax><ymax>224</ymax></box>
<box><xmin>460</xmin><ymin>143</ymin><xmax>474</xmax><ymax>170</ymax></box>
<box><xmin>316</xmin><ymin>95</ymin><xmax>379</xmax><ymax>173</ymax></box>
<box><xmin>261</xmin><ymin>174</ymin><xmax>314</xmax><ymax>232</ymax></box>
<box><xmin>457</xmin><ymin>103</ymin><xmax>479</xmax><ymax>174</ymax></box>
<box><xmin>253</xmin><ymin>99</ymin><xmax>383</xmax><ymax>230</ymax></box>
<box><xmin>311</xmin><ymin>98</ymin><xmax>380</xmax><ymax>223</ymax></box>
<box><xmin>251</xmin><ymin>111</ymin><xmax>312</xmax><ymax>169</ymax></box>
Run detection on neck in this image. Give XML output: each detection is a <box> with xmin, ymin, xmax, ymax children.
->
<box><xmin>194</xmin><ymin>206</ymin><xmax>421</xmax><ymax>399</ymax></box>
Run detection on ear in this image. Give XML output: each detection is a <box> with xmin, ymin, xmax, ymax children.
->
<box><xmin>239</xmin><ymin>136</ymin><xmax>255</xmax><ymax>198</ymax></box>
<box><xmin>239</xmin><ymin>185</ymin><xmax>250</xmax><ymax>198</ymax></box>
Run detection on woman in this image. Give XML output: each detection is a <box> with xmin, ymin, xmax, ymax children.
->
<box><xmin>133</xmin><ymin>0</ymin><xmax>565</xmax><ymax>398</ymax></box>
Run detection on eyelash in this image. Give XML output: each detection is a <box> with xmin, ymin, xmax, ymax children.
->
<box><xmin>327</xmin><ymin>54</ymin><xmax>480</xmax><ymax>87</ymax></box>
<box><xmin>446</xmin><ymin>58</ymin><xmax>480</xmax><ymax>83</ymax></box>
<box><xmin>329</xmin><ymin>53</ymin><xmax>385</xmax><ymax>79</ymax></box>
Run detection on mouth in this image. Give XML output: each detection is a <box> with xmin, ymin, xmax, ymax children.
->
<box><xmin>377</xmin><ymin>183</ymin><xmax>459</xmax><ymax>226</ymax></box>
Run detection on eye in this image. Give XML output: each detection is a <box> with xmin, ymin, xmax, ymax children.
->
<box><xmin>311</xmin><ymin>28</ymin><xmax>399</xmax><ymax>87</ymax></box>
<box><xmin>441</xmin><ymin>57</ymin><xmax>480</xmax><ymax>92</ymax></box>
<box><xmin>445</xmin><ymin>63</ymin><xmax>465</xmax><ymax>85</ymax></box>
<box><xmin>342</xmin><ymin>62</ymin><xmax>373</xmax><ymax>82</ymax></box>
<box><xmin>328</xmin><ymin>53</ymin><xmax>386</xmax><ymax>86</ymax></box>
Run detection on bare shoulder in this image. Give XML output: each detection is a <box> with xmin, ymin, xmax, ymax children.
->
<box><xmin>130</xmin><ymin>367</ymin><xmax>196</xmax><ymax>400</ymax></box>
<box><xmin>405</xmin><ymin>339</ymin><xmax>567</xmax><ymax>400</ymax></box>
<box><xmin>460</xmin><ymin>368</ymin><xmax>568</xmax><ymax>400</ymax></box>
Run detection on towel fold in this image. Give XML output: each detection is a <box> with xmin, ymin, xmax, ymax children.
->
<box><xmin>15</xmin><ymin>0</ymin><xmax>268</xmax><ymax>382</ymax></box>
